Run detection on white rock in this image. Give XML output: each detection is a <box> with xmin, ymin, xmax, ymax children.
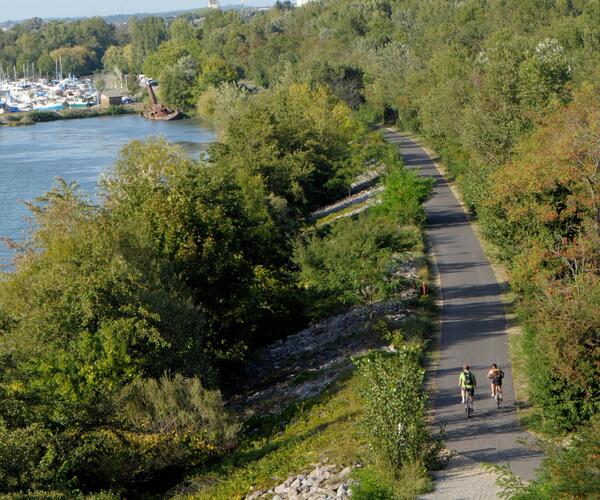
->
<box><xmin>274</xmin><ymin>484</ymin><xmax>287</xmax><ymax>495</ymax></box>
<box><xmin>339</xmin><ymin>466</ymin><xmax>352</xmax><ymax>478</ymax></box>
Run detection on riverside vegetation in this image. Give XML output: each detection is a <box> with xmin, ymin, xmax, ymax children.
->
<box><xmin>2</xmin><ymin>0</ymin><xmax>600</xmax><ymax>497</ymax></box>
<box><xmin>0</xmin><ymin>75</ymin><xmax>439</xmax><ymax>496</ymax></box>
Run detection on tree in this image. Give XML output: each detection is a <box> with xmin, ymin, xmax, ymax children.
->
<box><xmin>158</xmin><ymin>55</ymin><xmax>200</xmax><ymax>112</ymax></box>
<box><xmin>50</xmin><ymin>45</ymin><xmax>97</xmax><ymax>76</ymax></box>
<box><xmin>293</xmin><ymin>215</ymin><xmax>408</xmax><ymax>317</ymax></box>
<box><xmin>130</xmin><ymin>17</ymin><xmax>167</xmax><ymax>72</ymax></box>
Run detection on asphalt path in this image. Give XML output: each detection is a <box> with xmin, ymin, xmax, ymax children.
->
<box><xmin>383</xmin><ymin>130</ymin><xmax>542</xmax><ymax>481</ymax></box>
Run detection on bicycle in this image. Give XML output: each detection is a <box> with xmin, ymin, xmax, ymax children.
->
<box><xmin>492</xmin><ymin>385</ymin><xmax>503</xmax><ymax>409</ymax></box>
<box><xmin>464</xmin><ymin>389</ymin><xmax>474</xmax><ymax>418</ymax></box>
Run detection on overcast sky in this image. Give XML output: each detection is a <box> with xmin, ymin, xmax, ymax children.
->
<box><xmin>1</xmin><ymin>0</ymin><xmax>276</xmax><ymax>22</ymax></box>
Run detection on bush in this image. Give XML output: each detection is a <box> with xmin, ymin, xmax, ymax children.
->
<box><xmin>106</xmin><ymin>105</ymin><xmax>126</xmax><ymax>115</ymax></box>
<box><xmin>120</xmin><ymin>373</ymin><xmax>240</xmax><ymax>470</ymax></box>
<box><xmin>352</xmin><ymin>462</ymin><xmax>432</xmax><ymax>500</ymax></box>
<box><xmin>520</xmin><ymin>275</ymin><xmax>600</xmax><ymax>433</ymax></box>
<box><xmin>374</xmin><ymin>163</ymin><xmax>432</xmax><ymax>225</ymax></box>
<box><xmin>27</xmin><ymin>111</ymin><xmax>61</xmax><ymax>122</ymax></box>
<box><xmin>493</xmin><ymin>415</ymin><xmax>600</xmax><ymax>499</ymax></box>
<box><xmin>355</xmin><ymin>346</ymin><xmax>442</xmax><ymax>470</ymax></box>
<box><xmin>0</xmin><ymin>424</ymin><xmax>56</xmax><ymax>492</ymax></box>
<box><xmin>351</xmin><ymin>467</ymin><xmax>395</xmax><ymax>500</ymax></box>
<box><xmin>294</xmin><ymin>214</ymin><xmax>417</xmax><ymax>317</ymax></box>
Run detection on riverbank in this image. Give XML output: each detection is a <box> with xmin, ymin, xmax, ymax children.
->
<box><xmin>0</xmin><ymin>114</ymin><xmax>216</xmax><ymax>266</ymax></box>
<box><xmin>0</xmin><ymin>104</ymin><xmax>144</xmax><ymax>127</ymax></box>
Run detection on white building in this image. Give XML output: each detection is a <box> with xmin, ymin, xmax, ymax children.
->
<box><xmin>297</xmin><ymin>0</ymin><xmax>315</xmax><ymax>5</ymax></box>
<box><xmin>208</xmin><ymin>0</ymin><xmax>219</xmax><ymax>8</ymax></box>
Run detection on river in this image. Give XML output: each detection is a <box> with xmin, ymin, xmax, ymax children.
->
<box><xmin>0</xmin><ymin>114</ymin><xmax>216</xmax><ymax>265</ymax></box>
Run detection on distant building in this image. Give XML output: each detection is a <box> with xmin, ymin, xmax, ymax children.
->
<box><xmin>208</xmin><ymin>0</ymin><xmax>219</xmax><ymax>8</ymax></box>
<box><xmin>100</xmin><ymin>90</ymin><xmax>123</xmax><ymax>107</ymax></box>
<box><xmin>297</xmin><ymin>0</ymin><xmax>315</xmax><ymax>5</ymax></box>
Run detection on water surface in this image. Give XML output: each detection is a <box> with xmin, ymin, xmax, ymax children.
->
<box><xmin>0</xmin><ymin>114</ymin><xmax>216</xmax><ymax>265</ymax></box>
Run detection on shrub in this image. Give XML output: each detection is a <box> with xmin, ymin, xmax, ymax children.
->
<box><xmin>355</xmin><ymin>346</ymin><xmax>442</xmax><ymax>469</ymax></box>
<box><xmin>120</xmin><ymin>373</ymin><xmax>240</xmax><ymax>471</ymax></box>
<box><xmin>493</xmin><ymin>415</ymin><xmax>600</xmax><ymax>499</ymax></box>
<box><xmin>374</xmin><ymin>163</ymin><xmax>432</xmax><ymax>226</ymax></box>
<box><xmin>520</xmin><ymin>275</ymin><xmax>600</xmax><ymax>433</ymax></box>
<box><xmin>352</xmin><ymin>462</ymin><xmax>432</xmax><ymax>500</ymax></box>
<box><xmin>27</xmin><ymin>111</ymin><xmax>61</xmax><ymax>122</ymax></box>
<box><xmin>294</xmin><ymin>214</ymin><xmax>416</xmax><ymax>317</ymax></box>
<box><xmin>107</xmin><ymin>105</ymin><xmax>126</xmax><ymax>115</ymax></box>
<box><xmin>0</xmin><ymin>424</ymin><xmax>56</xmax><ymax>492</ymax></box>
<box><xmin>351</xmin><ymin>467</ymin><xmax>395</xmax><ymax>500</ymax></box>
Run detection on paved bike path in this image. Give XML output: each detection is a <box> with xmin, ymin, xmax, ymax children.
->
<box><xmin>383</xmin><ymin>130</ymin><xmax>542</xmax><ymax>481</ymax></box>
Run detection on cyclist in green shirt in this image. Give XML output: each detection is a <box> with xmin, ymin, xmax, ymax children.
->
<box><xmin>459</xmin><ymin>364</ymin><xmax>476</xmax><ymax>405</ymax></box>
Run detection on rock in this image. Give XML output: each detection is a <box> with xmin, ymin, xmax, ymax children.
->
<box><xmin>324</xmin><ymin>481</ymin><xmax>341</xmax><ymax>491</ymax></box>
<box><xmin>272</xmin><ymin>495</ymin><xmax>282</xmax><ymax>500</ymax></box>
<box><xmin>339</xmin><ymin>466</ymin><xmax>352</xmax><ymax>478</ymax></box>
<box><xmin>290</xmin><ymin>477</ymin><xmax>302</xmax><ymax>489</ymax></box>
<box><xmin>274</xmin><ymin>484</ymin><xmax>287</xmax><ymax>495</ymax></box>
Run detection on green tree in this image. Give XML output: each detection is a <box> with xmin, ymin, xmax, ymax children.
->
<box><xmin>294</xmin><ymin>215</ymin><xmax>412</xmax><ymax>317</ymax></box>
<box><xmin>130</xmin><ymin>17</ymin><xmax>167</xmax><ymax>72</ymax></box>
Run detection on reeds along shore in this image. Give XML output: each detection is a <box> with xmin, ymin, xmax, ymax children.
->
<box><xmin>0</xmin><ymin>104</ymin><xmax>144</xmax><ymax>126</ymax></box>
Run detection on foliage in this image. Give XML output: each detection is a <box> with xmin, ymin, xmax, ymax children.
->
<box><xmin>355</xmin><ymin>348</ymin><xmax>442</xmax><ymax>470</ymax></box>
<box><xmin>374</xmin><ymin>159</ymin><xmax>433</xmax><ymax>225</ymax></box>
<box><xmin>492</xmin><ymin>415</ymin><xmax>600</xmax><ymax>499</ymax></box>
<box><xmin>130</xmin><ymin>17</ymin><xmax>168</xmax><ymax>72</ymax></box>
<box><xmin>351</xmin><ymin>462</ymin><xmax>432</xmax><ymax>500</ymax></box>
<box><xmin>0</xmin><ymin>17</ymin><xmax>116</xmax><ymax>77</ymax></box>
<box><xmin>211</xmin><ymin>83</ymin><xmax>373</xmax><ymax>213</ymax></box>
<box><xmin>481</xmin><ymin>87</ymin><xmax>600</xmax><ymax>431</ymax></box>
<box><xmin>121</xmin><ymin>373</ymin><xmax>240</xmax><ymax>450</ymax></box>
<box><xmin>196</xmin><ymin>82</ymin><xmax>248</xmax><ymax>132</ymax></box>
<box><xmin>0</xmin><ymin>375</ymin><xmax>238</xmax><ymax>493</ymax></box>
<box><xmin>294</xmin><ymin>215</ymin><xmax>416</xmax><ymax>317</ymax></box>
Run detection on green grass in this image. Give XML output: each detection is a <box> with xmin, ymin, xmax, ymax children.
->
<box><xmin>176</xmin><ymin>373</ymin><xmax>368</xmax><ymax>499</ymax></box>
<box><xmin>352</xmin><ymin>463</ymin><xmax>432</xmax><ymax>500</ymax></box>
<box><xmin>176</xmin><ymin>364</ymin><xmax>433</xmax><ymax>499</ymax></box>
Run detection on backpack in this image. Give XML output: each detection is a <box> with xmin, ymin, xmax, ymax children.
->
<box><xmin>463</xmin><ymin>371</ymin><xmax>474</xmax><ymax>386</ymax></box>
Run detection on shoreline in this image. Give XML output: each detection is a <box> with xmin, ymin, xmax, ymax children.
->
<box><xmin>0</xmin><ymin>104</ymin><xmax>145</xmax><ymax>127</ymax></box>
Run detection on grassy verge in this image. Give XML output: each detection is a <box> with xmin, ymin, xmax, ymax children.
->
<box><xmin>176</xmin><ymin>373</ymin><xmax>367</xmax><ymax>499</ymax></box>
<box><xmin>175</xmin><ymin>303</ymin><xmax>437</xmax><ymax>499</ymax></box>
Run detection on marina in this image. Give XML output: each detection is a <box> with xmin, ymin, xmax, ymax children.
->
<box><xmin>0</xmin><ymin>70</ymin><xmax>99</xmax><ymax>113</ymax></box>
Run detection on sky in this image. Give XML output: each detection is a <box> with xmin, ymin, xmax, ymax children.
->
<box><xmin>1</xmin><ymin>0</ymin><xmax>276</xmax><ymax>22</ymax></box>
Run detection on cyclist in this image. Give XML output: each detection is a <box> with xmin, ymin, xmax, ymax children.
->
<box><xmin>487</xmin><ymin>363</ymin><xmax>504</xmax><ymax>400</ymax></box>
<box><xmin>459</xmin><ymin>364</ymin><xmax>476</xmax><ymax>407</ymax></box>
